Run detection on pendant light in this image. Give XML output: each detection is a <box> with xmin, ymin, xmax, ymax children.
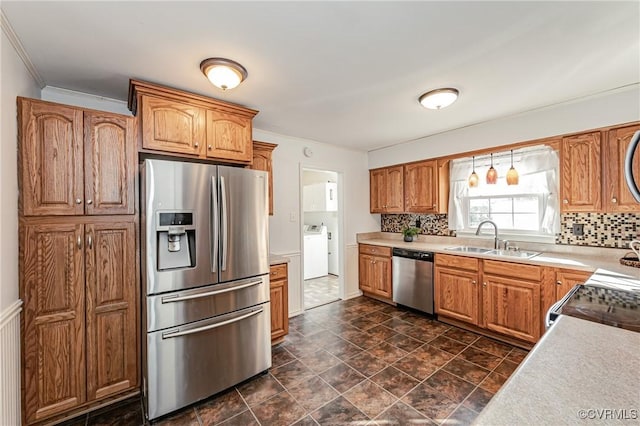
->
<box><xmin>468</xmin><ymin>156</ymin><xmax>479</xmax><ymax>188</ymax></box>
<box><xmin>486</xmin><ymin>153</ymin><xmax>498</xmax><ymax>184</ymax></box>
<box><xmin>506</xmin><ymin>149</ymin><xmax>519</xmax><ymax>185</ymax></box>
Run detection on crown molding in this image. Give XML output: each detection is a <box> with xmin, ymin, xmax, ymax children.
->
<box><xmin>1</xmin><ymin>10</ymin><xmax>45</xmax><ymax>88</ymax></box>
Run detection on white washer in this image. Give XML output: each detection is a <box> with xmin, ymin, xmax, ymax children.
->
<box><xmin>303</xmin><ymin>225</ymin><xmax>328</xmax><ymax>280</ymax></box>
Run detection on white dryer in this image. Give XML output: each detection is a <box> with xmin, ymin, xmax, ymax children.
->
<box><xmin>303</xmin><ymin>225</ymin><xmax>328</xmax><ymax>280</ymax></box>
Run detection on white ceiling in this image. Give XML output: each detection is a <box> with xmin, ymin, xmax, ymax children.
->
<box><xmin>2</xmin><ymin>1</ymin><xmax>639</xmax><ymax>151</ymax></box>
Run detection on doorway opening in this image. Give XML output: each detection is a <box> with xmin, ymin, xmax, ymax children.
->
<box><xmin>302</xmin><ymin>168</ymin><xmax>341</xmax><ymax>309</ymax></box>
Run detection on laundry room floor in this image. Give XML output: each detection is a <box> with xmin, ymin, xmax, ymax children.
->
<box><xmin>304</xmin><ymin>274</ymin><xmax>340</xmax><ymax>308</ymax></box>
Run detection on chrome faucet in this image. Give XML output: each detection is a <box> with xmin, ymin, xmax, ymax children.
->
<box><xmin>475</xmin><ymin>220</ymin><xmax>499</xmax><ymax>249</ymax></box>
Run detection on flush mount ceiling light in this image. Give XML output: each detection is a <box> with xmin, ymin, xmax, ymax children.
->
<box><xmin>468</xmin><ymin>156</ymin><xmax>479</xmax><ymax>188</ymax></box>
<box><xmin>200</xmin><ymin>58</ymin><xmax>248</xmax><ymax>91</ymax></box>
<box><xmin>419</xmin><ymin>88</ymin><xmax>459</xmax><ymax>109</ymax></box>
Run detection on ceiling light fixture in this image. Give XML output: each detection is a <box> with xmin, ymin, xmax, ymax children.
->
<box><xmin>486</xmin><ymin>153</ymin><xmax>498</xmax><ymax>184</ymax></box>
<box><xmin>506</xmin><ymin>149</ymin><xmax>519</xmax><ymax>185</ymax></box>
<box><xmin>200</xmin><ymin>57</ymin><xmax>248</xmax><ymax>91</ymax></box>
<box><xmin>468</xmin><ymin>156</ymin><xmax>479</xmax><ymax>188</ymax></box>
<box><xmin>418</xmin><ymin>88</ymin><xmax>459</xmax><ymax>109</ymax></box>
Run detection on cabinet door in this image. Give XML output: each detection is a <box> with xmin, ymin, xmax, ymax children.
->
<box><xmin>369</xmin><ymin>169</ymin><xmax>386</xmax><ymax>213</ymax></box>
<box><xmin>250</xmin><ymin>143</ymin><xmax>276</xmax><ymax>215</ymax></box>
<box><xmin>85</xmin><ymin>221</ymin><xmax>138</xmax><ymax>401</ymax></box>
<box><xmin>372</xmin><ymin>256</ymin><xmax>392</xmax><ymax>299</ymax></box>
<box><xmin>19</xmin><ymin>98</ymin><xmax>84</xmax><ymax>216</ymax></box>
<box><xmin>140</xmin><ymin>95</ymin><xmax>205</xmax><ymax>155</ymax></box>
<box><xmin>561</xmin><ymin>131</ymin><xmax>602</xmax><ymax>212</ymax></box>
<box><xmin>358</xmin><ymin>254</ymin><xmax>374</xmax><ymax>293</ymax></box>
<box><xmin>205</xmin><ymin>110</ymin><xmax>252</xmax><ymax>163</ymax></box>
<box><xmin>483</xmin><ymin>275</ymin><xmax>541</xmax><ymax>343</ymax></box>
<box><xmin>84</xmin><ymin>112</ymin><xmax>135</xmax><ymax>215</ymax></box>
<box><xmin>270</xmin><ymin>279</ymin><xmax>288</xmax><ymax>341</ymax></box>
<box><xmin>21</xmin><ymin>223</ymin><xmax>86</xmax><ymax>423</ymax></box>
<box><xmin>405</xmin><ymin>160</ymin><xmax>437</xmax><ymax>213</ymax></box>
<box><xmin>555</xmin><ymin>269</ymin><xmax>591</xmax><ymax>301</ymax></box>
<box><xmin>434</xmin><ymin>267</ymin><xmax>479</xmax><ymax>325</ymax></box>
<box><xmin>604</xmin><ymin>124</ymin><xmax>640</xmax><ymax>212</ymax></box>
<box><xmin>385</xmin><ymin>166</ymin><xmax>405</xmax><ymax>213</ymax></box>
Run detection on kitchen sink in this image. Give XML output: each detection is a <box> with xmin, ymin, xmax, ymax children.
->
<box><xmin>444</xmin><ymin>246</ymin><xmax>492</xmax><ymax>254</ymax></box>
<box><xmin>486</xmin><ymin>249</ymin><xmax>541</xmax><ymax>259</ymax></box>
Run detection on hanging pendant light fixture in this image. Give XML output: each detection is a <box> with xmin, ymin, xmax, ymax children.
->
<box><xmin>506</xmin><ymin>149</ymin><xmax>519</xmax><ymax>185</ymax></box>
<box><xmin>486</xmin><ymin>153</ymin><xmax>498</xmax><ymax>184</ymax></box>
<box><xmin>468</xmin><ymin>156</ymin><xmax>479</xmax><ymax>188</ymax></box>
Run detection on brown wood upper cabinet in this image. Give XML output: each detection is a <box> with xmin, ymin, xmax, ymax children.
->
<box><xmin>561</xmin><ymin>131</ymin><xmax>602</xmax><ymax>212</ymax></box>
<box><xmin>404</xmin><ymin>159</ymin><xmax>449</xmax><ymax>214</ymax></box>
<box><xmin>369</xmin><ymin>165</ymin><xmax>404</xmax><ymax>213</ymax></box>
<box><xmin>129</xmin><ymin>80</ymin><xmax>257</xmax><ymax>164</ymax></box>
<box><xmin>19</xmin><ymin>98</ymin><xmax>135</xmax><ymax>216</ymax></box>
<box><xmin>603</xmin><ymin>124</ymin><xmax>640</xmax><ymax>212</ymax></box>
<box><xmin>20</xmin><ymin>218</ymin><xmax>137</xmax><ymax>423</ymax></box>
<box><xmin>250</xmin><ymin>141</ymin><xmax>278</xmax><ymax>215</ymax></box>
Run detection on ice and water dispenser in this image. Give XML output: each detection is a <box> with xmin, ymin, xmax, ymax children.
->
<box><xmin>156</xmin><ymin>212</ymin><xmax>196</xmax><ymax>270</ymax></box>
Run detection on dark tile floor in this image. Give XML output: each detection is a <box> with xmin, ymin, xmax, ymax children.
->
<box><xmin>64</xmin><ymin>296</ymin><xmax>528</xmax><ymax>425</ymax></box>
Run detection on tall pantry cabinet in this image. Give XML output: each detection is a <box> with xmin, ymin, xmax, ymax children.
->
<box><xmin>18</xmin><ymin>98</ymin><xmax>139</xmax><ymax>424</ymax></box>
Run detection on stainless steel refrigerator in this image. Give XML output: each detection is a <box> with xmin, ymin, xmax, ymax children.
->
<box><xmin>140</xmin><ymin>159</ymin><xmax>271</xmax><ymax>420</ymax></box>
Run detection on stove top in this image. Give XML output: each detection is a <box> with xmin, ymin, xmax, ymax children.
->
<box><xmin>559</xmin><ymin>284</ymin><xmax>640</xmax><ymax>332</ymax></box>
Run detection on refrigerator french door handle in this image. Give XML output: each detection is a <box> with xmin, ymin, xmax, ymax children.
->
<box><xmin>160</xmin><ymin>279</ymin><xmax>263</xmax><ymax>303</ymax></box>
<box><xmin>161</xmin><ymin>307</ymin><xmax>263</xmax><ymax>339</ymax></box>
<box><xmin>211</xmin><ymin>176</ymin><xmax>218</xmax><ymax>273</ymax></box>
<box><xmin>220</xmin><ymin>175</ymin><xmax>228</xmax><ymax>271</ymax></box>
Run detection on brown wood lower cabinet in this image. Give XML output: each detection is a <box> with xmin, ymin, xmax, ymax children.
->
<box><xmin>20</xmin><ymin>217</ymin><xmax>138</xmax><ymax>424</ymax></box>
<box><xmin>270</xmin><ymin>263</ymin><xmax>289</xmax><ymax>343</ymax></box>
<box><xmin>555</xmin><ymin>269</ymin><xmax>592</xmax><ymax>302</ymax></box>
<box><xmin>435</xmin><ymin>254</ymin><xmax>543</xmax><ymax>345</ymax></box>
<box><xmin>358</xmin><ymin>244</ymin><xmax>392</xmax><ymax>300</ymax></box>
<box><xmin>434</xmin><ymin>255</ymin><xmax>480</xmax><ymax>326</ymax></box>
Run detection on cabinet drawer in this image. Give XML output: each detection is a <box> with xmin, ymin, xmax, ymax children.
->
<box><xmin>483</xmin><ymin>259</ymin><xmax>541</xmax><ymax>281</ymax></box>
<box><xmin>359</xmin><ymin>244</ymin><xmax>391</xmax><ymax>257</ymax></box>
<box><xmin>269</xmin><ymin>263</ymin><xmax>288</xmax><ymax>282</ymax></box>
<box><xmin>435</xmin><ymin>254</ymin><xmax>478</xmax><ymax>271</ymax></box>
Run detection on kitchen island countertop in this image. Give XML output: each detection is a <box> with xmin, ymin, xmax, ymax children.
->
<box><xmin>474</xmin><ymin>314</ymin><xmax>640</xmax><ymax>425</ymax></box>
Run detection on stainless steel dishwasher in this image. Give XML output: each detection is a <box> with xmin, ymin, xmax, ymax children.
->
<box><xmin>392</xmin><ymin>248</ymin><xmax>434</xmax><ymax>314</ymax></box>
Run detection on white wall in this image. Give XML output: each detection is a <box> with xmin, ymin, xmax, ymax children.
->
<box><xmin>0</xmin><ymin>24</ymin><xmax>41</xmax><ymax>312</ymax></box>
<box><xmin>41</xmin><ymin>86</ymin><xmax>131</xmax><ymax>116</ymax></box>
<box><xmin>255</xmin><ymin>129</ymin><xmax>379</xmax><ymax>315</ymax></box>
<box><xmin>369</xmin><ymin>85</ymin><xmax>640</xmax><ymax>168</ymax></box>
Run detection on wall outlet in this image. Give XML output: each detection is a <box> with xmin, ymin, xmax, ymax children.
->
<box><xmin>289</xmin><ymin>211</ymin><xmax>297</xmax><ymax>222</ymax></box>
<box><xmin>572</xmin><ymin>223</ymin><xmax>584</xmax><ymax>236</ymax></box>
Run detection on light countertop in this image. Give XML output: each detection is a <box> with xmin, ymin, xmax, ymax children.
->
<box><xmin>474</xmin><ymin>315</ymin><xmax>640</xmax><ymax>425</ymax></box>
<box><xmin>269</xmin><ymin>254</ymin><xmax>290</xmax><ymax>266</ymax></box>
<box><xmin>357</xmin><ymin>233</ymin><xmax>640</xmax><ymax>278</ymax></box>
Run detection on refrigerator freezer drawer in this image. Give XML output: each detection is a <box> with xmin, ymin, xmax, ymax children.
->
<box><xmin>146</xmin><ymin>275</ymin><xmax>270</xmax><ymax>332</ymax></box>
<box><xmin>144</xmin><ymin>303</ymin><xmax>271</xmax><ymax>420</ymax></box>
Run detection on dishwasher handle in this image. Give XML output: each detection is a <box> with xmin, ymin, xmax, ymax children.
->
<box><xmin>392</xmin><ymin>247</ymin><xmax>433</xmax><ymax>261</ymax></box>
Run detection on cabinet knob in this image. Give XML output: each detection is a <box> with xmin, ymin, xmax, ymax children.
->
<box><xmin>612</xmin><ymin>197</ymin><xmax>617</xmax><ymax>204</ymax></box>
<box><xmin>472</xmin><ymin>280</ymin><xmax>476</xmax><ymax>285</ymax></box>
<box><xmin>483</xmin><ymin>282</ymin><xmax>487</xmax><ymax>287</ymax></box>
<box><xmin>87</xmin><ymin>234</ymin><xmax>93</xmax><ymax>250</ymax></box>
<box><xmin>87</xmin><ymin>199</ymin><xmax>93</xmax><ymax>205</ymax></box>
<box><xmin>562</xmin><ymin>199</ymin><xmax>568</xmax><ymax>204</ymax></box>
<box><xmin>208</xmin><ymin>145</ymin><xmax>212</xmax><ymax>150</ymax></box>
<box><xmin>77</xmin><ymin>236</ymin><xmax>82</xmax><ymax>249</ymax></box>
<box><xmin>433</xmin><ymin>204</ymin><xmax>436</xmax><ymax>208</ymax></box>
<box><xmin>556</xmin><ymin>280</ymin><xmax>562</xmax><ymax>286</ymax></box>
<box><xmin>194</xmin><ymin>142</ymin><xmax>199</xmax><ymax>148</ymax></box>
<box><xmin>75</xmin><ymin>198</ymin><xmax>82</xmax><ymax>204</ymax></box>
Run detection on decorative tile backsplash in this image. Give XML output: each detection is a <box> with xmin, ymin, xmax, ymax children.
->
<box><xmin>382</xmin><ymin>212</ymin><xmax>640</xmax><ymax>248</ymax></box>
<box><xmin>556</xmin><ymin>213</ymin><xmax>640</xmax><ymax>249</ymax></box>
<box><xmin>381</xmin><ymin>214</ymin><xmax>450</xmax><ymax>236</ymax></box>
